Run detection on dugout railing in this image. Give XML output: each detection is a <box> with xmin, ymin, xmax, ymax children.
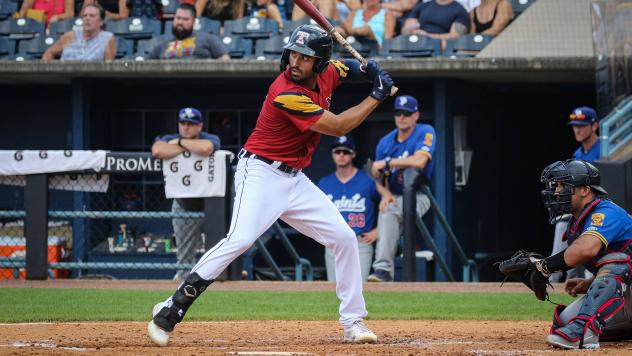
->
<box><xmin>600</xmin><ymin>95</ymin><xmax>632</xmax><ymax>159</ymax></box>
<box><xmin>0</xmin><ymin>151</ymin><xmax>239</xmax><ymax>280</ymax></box>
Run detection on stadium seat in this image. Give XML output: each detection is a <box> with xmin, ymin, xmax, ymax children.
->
<box><xmin>254</xmin><ymin>34</ymin><xmax>288</xmax><ymax>60</ymax></box>
<box><xmin>6</xmin><ymin>52</ymin><xmax>35</xmax><ymax>60</ymax></box>
<box><xmin>17</xmin><ymin>34</ymin><xmax>57</xmax><ymax>58</ymax></box>
<box><xmin>134</xmin><ymin>36</ymin><xmax>160</xmax><ymax>60</ymax></box>
<box><xmin>224</xmin><ymin>17</ymin><xmax>279</xmax><ymax>39</ymax></box>
<box><xmin>511</xmin><ymin>0</ymin><xmax>536</xmax><ymax>17</ymax></box>
<box><xmin>49</xmin><ymin>17</ymin><xmax>82</xmax><ymax>36</ymax></box>
<box><xmin>106</xmin><ymin>17</ymin><xmax>161</xmax><ymax>40</ymax></box>
<box><xmin>443</xmin><ymin>34</ymin><xmax>494</xmax><ymax>58</ymax></box>
<box><xmin>160</xmin><ymin>0</ymin><xmax>179</xmax><ymax>19</ymax></box>
<box><xmin>334</xmin><ymin>36</ymin><xmax>378</xmax><ymax>59</ymax></box>
<box><xmin>381</xmin><ymin>34</ymin><xmax>441</xmax><ymax>58</ymax></box>
<box><xmin>163</xmin><ymin>17</ymin><xmax>221</xmax><ymax>35</ymax></box>
<box><xmin>220</xmin><ymin>34</ymin><xmax>253</xmax><ymax>59</ymax></box>
<box><xmin>0</xmin><ymin>18</ymin><xmax>45</xmax><ymax>39</ymax></box>
<box><xmin>0</xmin><ymin>0</ymin><xmax>18</xmax><ymax>21</ymax></box>
<box><xmin>0</xmin><ymin>36</ymin><xmax>13</xmax><ymax>57</ymax></box>
<box><xmin>115</xmin><ymin>37</ymin><xmax>134</xmax><ymax>58</ymax></box>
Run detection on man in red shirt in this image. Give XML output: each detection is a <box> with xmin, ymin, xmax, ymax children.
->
<box><xmin>148</xmin><ymin>24</ymin><xmax>394</xmax><ymax>346</ymax></box>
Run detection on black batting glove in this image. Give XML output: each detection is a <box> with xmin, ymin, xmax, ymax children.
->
<box><xmin>361</xmin><ymin>60</ymin><xmax>382</xmax><ymax>82</ymax></box>
<box><xmin>370</xmin><ymin>70</ymin><xmax>394</xmax><ymax>102</ymax></box>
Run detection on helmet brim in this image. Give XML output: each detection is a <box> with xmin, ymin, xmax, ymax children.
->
<box><xmin>283</xmin><ymin>43</ymin><xmax>320</xmax><ymax>58</ymax></box>
<box><xmin>591</xmin><ymin>185</ymin><xmax>608</xmax><ymax>195</ymax></box>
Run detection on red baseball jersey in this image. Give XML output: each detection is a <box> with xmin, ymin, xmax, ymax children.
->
<box><xmin>244</xmin><ymin>60</ymin><xmax>350</xmax><ymax>169</ymax></box>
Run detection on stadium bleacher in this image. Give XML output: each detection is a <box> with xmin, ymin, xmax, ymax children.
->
<box><xmin>0</xmin><ymin>0</ymin><xmax>17</xmax><ymax>21</ymax></box>
<box><xmin>444</xmin><ymin>34</ymin><xmax>495</xmax><ymax>58</ymax></box>
<box><xmin>381</xmin><ymin>34</ymin><xmax>441</xmax><ymax>58</ymax></box>
<box><xmin>16</xmin><ymin>34</ymin><xmax>56</xmax><ymax>58</ymax></box>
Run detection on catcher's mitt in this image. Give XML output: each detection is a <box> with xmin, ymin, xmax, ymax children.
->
<box><xmin>497</xmin><ymin>250</ymin><xmax>551</xmax><ymax>301</ymax></box>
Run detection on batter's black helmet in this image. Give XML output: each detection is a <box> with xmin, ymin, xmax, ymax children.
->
<box><xmin>280</xmin><ymin>24</ymin><xmax>332</xmax><ymax>73</ymax></box>
<box><xmin>540</xmin><ymin>159</ymin><xmax>608</xmax><ymax>223</ymax></box>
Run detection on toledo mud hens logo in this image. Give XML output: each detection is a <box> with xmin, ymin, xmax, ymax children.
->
<box><xmin>591</xmin><ymin>213</ymin><xmax>605</xmax><ymax>227</ymax></box>
<box><xmin>294</xmin><ymin>30</ymin><xmax>310</xmax><ymax>45</ymax></box>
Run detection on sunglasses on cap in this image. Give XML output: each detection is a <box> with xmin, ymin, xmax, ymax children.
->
<box><xmin>332</xmin><ymin>149</ymin><xmax>354</xmax><ymax>155</ymax></box>
<box><xmin>569</xmin><ymin>113</ymin><xmax>586</xmax><ymax>120</ymax></box>
<box><xmin>395</xmin><ymin>110</ymin><xmax>414</xmax><ymax>117</ymax></box>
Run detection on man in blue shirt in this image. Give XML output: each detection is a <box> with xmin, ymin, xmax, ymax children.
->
<box><xmin>402</xmin><ymin>0</ymin><xmax>470</xmax><ymax>40</ymax></box>
<box><xmin>152</xmin><ymin>107</ymin><xmax>221</xmax><ymax>280</ymax></box>
<box><xmin>535</xmin><ymin>160</ymin><xmax>632</xmax><ymax>349</ymax></box>
<box><xmin>367</xmin><ymin>95</ymin><xmax>435</xmax><ymax>282</ymax></box>
<box><xmin>569</xmin><ymin>106</ymin><xmax>600</xmax><ymax>162</ymax></box>
<box><xmin>550</xmin><ymin>106</ymin><xmax>601</xmax><ymax>283</ymax></box>
<box><xmin>318</xmin><ymin>135</ymin><xmax>380</xmax><ymax>282</ymax></box>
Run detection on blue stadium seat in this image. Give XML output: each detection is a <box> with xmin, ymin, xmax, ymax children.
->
<box><xmin>48</xmin><ymin>17</ymin><xmax>82</xmax><ymax>36</ymax></box>
<box><xmin>17</xmin><ymin>34</ymin><xmax>57</xmax><ymax>58</ymax></box>
<box><xmin>163</xmin><ymin>17</ymin><xmax>221</xmax><ymax>35</ymax></box>
<box><xmin>253</xmin><ymin>34</ymin><xmax>288</xmax><ymax>60</ymax></box>
<box><xmin>224</xmin><ymin>16</ymin><xmax>279</xmax><ymax>39</ymax></box>
<box><xmin>7</xmin><ymin>52</ymin><xmax>35</xmax><ymax>60</ymax></box>
<box><xmin>115</xmin><ymin>37</ymin><xmax>134</xmax><ymax>58</ymax></box>
<box><xmin>511</xmin><ymin>0</ymin><xmax>536</xmax><ymax>17</ymax></box>
<box><xmin>220</xmin><ymin>34</ymin><xmax>253</xmax><ymax>59</ymax></box>
<box><xmin>443</xmin><ymin>34</ymin><xmax>494</xmax><ymax>58</ymax></box>
<box><xmin>161</xmin><ymin>0</ymin><xmax>179</xmax><ymax>19</ymax></box>
<box><xmin>106</xmin><ymin>17</ymin><xmax>161</xmax><ymax>40</ymax></box>
<box><xmin>381</xmin><ymin>34</ymin><xmax>440</xmax><ymax>58</ymax></box>
<box><xmin>334</xmin><ymin>36</ymin><xmax>378</xmax><ymax>59</ymax></box>
<box><xmin>0</xmin><ymin>18</ymin><xmax>45</xmax><ymax>39</ymax></box>
<box><xmin>134</xmin><ymin>36</ymin><xmax>160</xmax><ymax>60</ymax></box>
<box><xmin>0</xmin><ymin>0</ymin><xmax>18</xmax><ymax>21</ymax></box>
<box><xmin>0</xmin><ymin>36</ymin><xmax>14</xmax><ymax>56</ymax></box>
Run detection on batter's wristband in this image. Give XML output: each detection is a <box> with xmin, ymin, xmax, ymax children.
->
<box><xmin>544</xmin><ymin>250</ymin><xmax>572</xmax><ymax>273</ymax></box>
<box><xmin>177</xmin><ymin>138</ymin><xmax>183</xmax><ymax>148</ymax></box>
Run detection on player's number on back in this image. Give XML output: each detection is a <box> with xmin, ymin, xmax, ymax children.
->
<box><xmin>348</xmin><ymin>213</ymin><xmax>366</xmax><ymax>228</ymax></box>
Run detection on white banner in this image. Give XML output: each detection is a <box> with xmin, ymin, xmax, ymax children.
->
<box><xmin>162</xmin><ymin>150</ymin><xmax>234</xmax><ymax>198</ymax></box>
<box><xmin>0</xmin><ymin>150</ymin><xmax>107</xmax><ymax>176</ymax></box>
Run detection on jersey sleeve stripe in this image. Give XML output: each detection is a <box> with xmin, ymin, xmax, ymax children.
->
<box><xmin>583</xmin><ymin>231</ymin><xmax>608</xmax><ymax>248</ymax></box>
<box><xmin>416</xmin><ymin>150</ymin><xmax>433</xmax><ymax>160</ymax></box>
<box><xmin>273</xmin><ymin>92</ymin><xmax>324</xmax><ymax>116</ymax></box>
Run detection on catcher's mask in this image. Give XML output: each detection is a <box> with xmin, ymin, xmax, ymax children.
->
<box><xmin>540</xmin><ymin>159</ymin><xmax>608</xmax><ymax>224</ymax></box>
<box><xmin>280</xmin><ymin>24</ymin><xmax>332</xmax><ymax>74</ymax></box>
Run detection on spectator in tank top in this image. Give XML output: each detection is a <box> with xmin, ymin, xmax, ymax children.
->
<box><xmin>470</xmin><ymin>0</ymin><xmax>512</xmax><ymax>35</ymax></box>
<box><xmin>336</xmin><ymin>0</ymin><xmax>395</xmax><ymax>48</ymax></box>
<box><xmin>42</xmin><ymin>3</ymin><xmax>116</xmax><ymax>61</ymax></box>
<box><xmin>196</xmin><ymin>0</ymin><xmax>244</xmax><ymax>23</ymax></box>
<box><xmin>292</xmin><ymin>0</ymin><xmax>335</xmax><ymax>20</ymax></box>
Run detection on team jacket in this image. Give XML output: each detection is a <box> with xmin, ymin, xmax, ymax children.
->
<box><xmin>244</xmin><ymin>60</ymin><xmax>351</xmax><ymax>169</ymax></box>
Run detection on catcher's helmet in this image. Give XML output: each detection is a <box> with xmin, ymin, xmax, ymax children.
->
<box><xmin>280</xmin><ymin>24</ymin><xmax>332</xmax><ymax>74</ymax></box>
<box><xmin>540</xmin><ymin>159</ymin><xmax>608</xmax><ymax>223</ymax></box>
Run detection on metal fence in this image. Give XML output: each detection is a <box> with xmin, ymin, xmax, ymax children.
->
<box><xmin>0</xmin><ymin>152</ymin><xmax>232</xmax><ymax>280</ymax></box>
<box><xmin>601</xmin><ymin>95</ymin><xmax>632</xmax><ymax>158</ymax></box>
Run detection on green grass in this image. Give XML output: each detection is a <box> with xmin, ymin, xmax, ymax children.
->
<box><xmin>0</xmin><ymin>289</ymin><xmax>574</xmax><ymax>323</ymax></box>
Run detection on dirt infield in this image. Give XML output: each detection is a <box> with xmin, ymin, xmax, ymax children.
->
<box><xmin>2</xmin><ymin>280</ymin><xmax>632</xmax><ymax>355</ymax></box>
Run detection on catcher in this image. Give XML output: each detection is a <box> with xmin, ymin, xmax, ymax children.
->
<box><xmin>499</xmin><ymin>159</ymin><xmax>632</xmax><ymax>349</ymax></box>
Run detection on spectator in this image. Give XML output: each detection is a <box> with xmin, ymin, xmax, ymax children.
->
<box><xmin>455</xmin><ymin>0</ymin><xmax>479</xmax><ymax>12</ymax></box>
<box><xmin>379</xmin><ymin>0</ymin><xmax>415</xmax><ymax>34</ymax></box>
<box><xmin>470</xmin><ymin>0</ymin><xmax>513</xmax><ymax>35</ymax></box>
<box><xmin>335</xmin><ymin>0</ymin><xmax>360</xmax><ymax>22</ymax></box>
<box><xmin>402</xmin><ymin>0</ymin><xmax>469</xmax><ymax>41</ymax></box>
<box><xmin>337</xmin><ymin>0</ymin><xmax>395</xmax><ymax>48</ymax></box>
<box><xmin>248</xmin><ymin>0</ymin><xmax>284</xmax><ymax>31</ymax></box>
<box><xmin>18</xmin><ymin>0</ymin><xmax>74</xmax><ymax>26</ymax></box>
<box><xmin>196</xmin><ymin>0</ymin><xmax>244</xmax><ymax>22</ymax></box>
<box><xmin>549</xmin><ymin>107</ymin><xmax>600</xmax><ymax>283</ymax></box>
<box><xmin>151</xmin><ymin>107</ymin><xmax>221</xmax><ymax>281</ymax></box>
<box><xmin>85</xmin><ymin>0</ymin><xmax>162</xmax><ymax>20</ymax></box>
<box><xmin>292</xmin><ymin>0</ymin><xmax>335</xmax><ymax>20</ymax></box>
<box><xmin>42</xmin><ymin>3</ymin><xmax>116</xmax><ymax>61</ymax></box>
<box><xmin>367</xmin><ymin>95</ymin><xmax>435</xmax><ymax>282</ymax></box>
<box><xmin>149</xmin><ymin>3</ymin><xmax>229</xmax><ymax>60</ymax></box>
<box><xmin>319</xmin><ymin>135</ymin><xmax>380</xmax><ymax>282</ymax></box>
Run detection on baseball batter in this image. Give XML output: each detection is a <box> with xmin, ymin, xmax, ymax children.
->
<box><xmin>147</xmin><ymin>24</ymin><xmax>394</xmax><ymax>346</ymax></box>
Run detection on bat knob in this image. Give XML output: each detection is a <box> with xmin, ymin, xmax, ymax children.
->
<box><xmin>390</xmin><ymin>86</ymin><xmax>399</xmax><ymax>96</ymax></box>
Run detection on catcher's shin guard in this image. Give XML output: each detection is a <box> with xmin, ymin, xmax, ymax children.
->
<box><xmin>153</xmin><ymin>273</ymin><xmax>213</xmax><ymax>332</ymax></box>
<box><xmin>548</xmin><ymin>253</ymin><xmax>630</xmax><ymax>349</ymax></box>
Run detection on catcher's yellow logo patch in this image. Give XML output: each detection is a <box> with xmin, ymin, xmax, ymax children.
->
<box><xmin>424</xmin><ymin>133</ymin><xmax>434</xmax><ymax>146</ymax></box>
<box><xmin>591</xmin><ymin>213</ymin><xmax>605</xmax><ymax>227</ymax></box>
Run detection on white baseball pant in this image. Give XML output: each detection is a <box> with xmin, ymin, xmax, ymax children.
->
<box><xmin>189</xmin><ymin>155</ymin><xmax>368</xmax><ymax>327</ymax></box>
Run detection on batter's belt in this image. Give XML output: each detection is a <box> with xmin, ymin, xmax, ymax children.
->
<box><xmin>239</xmin><ymin>149</ymin><xmax>301</xmax><ymax>176</ymax></box>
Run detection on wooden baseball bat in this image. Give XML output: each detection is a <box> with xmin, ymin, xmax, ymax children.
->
<box><xmin>293</xmin><ymin>0</ymin><xmax>398</xmax><ymax>96</ymax></box>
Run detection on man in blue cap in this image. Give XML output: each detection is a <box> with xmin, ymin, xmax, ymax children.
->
<box><xmin>367</xmin><ymin>95</ymin><xmax>436</xmax><ymax>282</ymax></box>
<box><xmin>569</xmin><ymin>106</ymin><xmax>600</xmax><ymax>162</ymax></box>
<box><xmin>318</xmin><ymin>135</ymin><xmax>380</xmax><ymax>282</ymax></box>
<box><xmin>152</xmin><ymin>107</ymin><xmax>221</xmax><ymax>280</ymax></box>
